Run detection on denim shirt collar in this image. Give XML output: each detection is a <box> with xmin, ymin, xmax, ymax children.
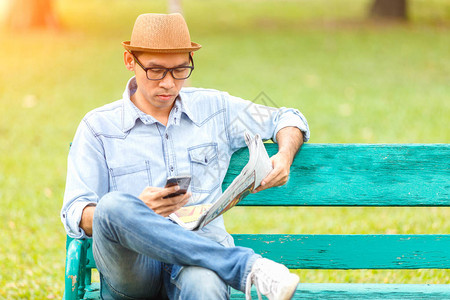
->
<box><xmin>121</xmin><ymin>77</ymin><xmax>198</xmax><ymax>132</ymax></box>
<box><xmin>178</xmin><ymin>91</ymin><xmax>197</xmax><ymax>123</ymax></box>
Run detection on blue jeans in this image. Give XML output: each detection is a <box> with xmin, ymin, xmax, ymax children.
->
<box><xmin>92</xmin><ymin>192</ymin><xmax>259</xmax><ymax>300</ymax></box>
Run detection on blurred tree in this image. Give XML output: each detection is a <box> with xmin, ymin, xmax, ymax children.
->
<box><xmin>369</xmin><ymin>0</ymin><xmax>408</xmax><ymax>20</ymax></box>
<box><xmin>168</xmin><ymin>0</ymin><xmax>182</xmax><ymax>14</ymax></box>
<box><xmin>6</xmin><ymin>0</ymin><xmax>59</xmax><ymax>30</ymax></box>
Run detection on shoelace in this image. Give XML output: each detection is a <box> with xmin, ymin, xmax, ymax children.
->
<box><xmin>245</xmin><ymin>261</ymin><xmax>279</xmax><ymax>300</ymax></box>
<box><xmin>245</xmin><ymin>271</ymin><xmax>261</xmax><ymax>300</ymax></box>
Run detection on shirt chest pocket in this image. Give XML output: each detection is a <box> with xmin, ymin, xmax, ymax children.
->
<box><xmin>188</xmin><ymin>143</ymin><xmax>220</xmax><ymax>193</ymax></box>
<box><xmin>109</xmin><ymin>161</ymin><xmax>152</xmax><ymax>197</ymax></box>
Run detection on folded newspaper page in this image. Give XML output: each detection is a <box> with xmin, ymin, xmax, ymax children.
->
<box><xmin>168</xmin><ymin>131</ymin><xmax>273</xmax><ymax>230</ymax></box>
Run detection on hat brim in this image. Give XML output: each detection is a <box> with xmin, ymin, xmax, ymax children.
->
<box><xmin>122</xmin><ymin>41</ymin><xmax>201</xmax><ymax>53</ymax></box>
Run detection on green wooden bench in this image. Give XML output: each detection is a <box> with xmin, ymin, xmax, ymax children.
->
<box><xmin>63</xmin><ymin>143</ymin><xmax>450</xmax><ymax>299</ymax></box>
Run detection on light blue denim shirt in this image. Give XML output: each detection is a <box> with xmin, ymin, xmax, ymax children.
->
<box><xmin>61</xmin><ymin>77</ymin><xmax>310</xmax><ymax>244</ymax></box>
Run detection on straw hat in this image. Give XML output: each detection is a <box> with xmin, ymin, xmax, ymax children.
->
<box><xmin>122</xmin><ymin>13</ymin><xmax>201</xmax><ymax>53</ymax></box>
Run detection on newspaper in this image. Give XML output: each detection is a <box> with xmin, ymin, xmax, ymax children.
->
<box><xmin>168</xmin><ymin>132</ymin><xmax>273</xmax><ymax>230</ymax></box>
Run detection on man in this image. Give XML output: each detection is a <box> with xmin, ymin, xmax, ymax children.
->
<box><xmin>61</xmin><ymin>13</ymin><xmax>310</xmax><ymax>300</ymax></box>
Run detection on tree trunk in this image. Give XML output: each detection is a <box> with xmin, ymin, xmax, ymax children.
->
<box><xmin>369</xmin><ymin>0</ymin><xmax>408</xmax><ymax>20</ymax></box>
<box><xmin>168</xmin><ymin>0</ymin><xmax>183</xmax><ymax>15</ymax></box>
<box><xmin>6</xmin><ymin>0</ymin><xmax>59</xmax><ymax>30</ymax></box>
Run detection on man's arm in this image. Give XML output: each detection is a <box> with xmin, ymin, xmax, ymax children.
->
<box><xmin>224</xmin><ymin>93</ymin><xmax>309</xmax><ymax>152</ymax></box>
<box><xmin>253</xmin><ymin>126</ymin><xmax>303</xmax><ymax>193</ymax></box>
<box><xmin>62</xmin><ymin>119</ymin><xmax>109</xmax><ymax>239</ymax></box>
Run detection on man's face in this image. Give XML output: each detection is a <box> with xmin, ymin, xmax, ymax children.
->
<box><xmin>126</xmin><ymin>52</ymin><xmax>191</xmax><ymax>113</ymax></box>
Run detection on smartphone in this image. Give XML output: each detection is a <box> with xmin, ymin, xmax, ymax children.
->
<box><xmin>163</xmin><ymin>175</ymin><xmax>191</xmax><ymax>198</ymax></box>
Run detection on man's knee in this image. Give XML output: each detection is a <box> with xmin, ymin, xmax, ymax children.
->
<box><xmin>93</xmin><ymin>192</ymin><xmax>142</xmax><ymax>238</ymax></box>
<box><xmin>176</xmin><ymin>266</ymin><xmax>229</xmax><ymax>299</ymax></box>
<box><xmin>95</xmin><ymin>191</ymin><xmax>137</xmax><ymax>220</ymax></box>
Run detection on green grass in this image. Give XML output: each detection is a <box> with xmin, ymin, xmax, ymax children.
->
<box><xmin>0</xmin><ymin>0</ymin><xmax>449</xmax><ymax>298</ymax></box>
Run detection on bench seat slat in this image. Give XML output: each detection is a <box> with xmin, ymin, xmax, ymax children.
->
<box><xmin>224</xmin><ymin>144</ymin><xmax>450</xmax><ymax>206</ymax></box>
<box><xmin>230</xmin><ymin>284</ymin><xmax>450</xmax><ymax>299</ymax></box>
<box><xmin>74</xmin><ymin>283</ymin><xmax>450</xmax><ymax>300</ymax></box>
<box><xmin>233</xmin><ymin>234</ymin><xmax>450</xmax><ymax>269</ymax></box>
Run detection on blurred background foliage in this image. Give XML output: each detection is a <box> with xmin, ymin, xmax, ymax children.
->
<box><xmin>0</xmin><ymin>0</ymin><xmax>449</xmax><ymax>298</ymax></box>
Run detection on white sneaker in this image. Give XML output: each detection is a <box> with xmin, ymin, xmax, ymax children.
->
<box><xmin>245</xmin><ymin>258</ymin><xmax>299</xmax><ymax>300</ymax></box>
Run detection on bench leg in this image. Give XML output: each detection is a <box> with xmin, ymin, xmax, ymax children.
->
<box><xmin>64</xmin><ymin>239</ymin><xmax>88</xmax><ymax>300</ymax></box>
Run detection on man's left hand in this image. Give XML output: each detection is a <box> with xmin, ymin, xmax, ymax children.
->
<box><xmin>253</xmin><ymin>151</ymin><xmax>291</xmax><ymax>193</ymax></box>
<box><xmin>253</xmin><ymin>126</ymin><xmax>304</xmax><ymax>193</ymax></box>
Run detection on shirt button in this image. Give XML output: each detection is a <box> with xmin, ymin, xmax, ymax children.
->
<box><xmin>165</xmin><ymin>133</ymin><xmax>169</xmax><ymax>139</ymax></box>
<box><xmin>170</xmin><ymin>166</ymin><xmax>174</xmax><ymax>172</ymax></box>
<box><xmin>174</xmin><ymin>117</ymin><xmax>177</xmax><ymax>123</ymax></box>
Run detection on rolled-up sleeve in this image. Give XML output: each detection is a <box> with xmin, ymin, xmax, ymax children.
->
<box><xmin>61</xmin><ymin>118</ymin><xmax>108</xmax><ymax>239</ymax></box>
<box><xmin>223</xmin><ymin>93</ymin><xmax>310</xmax><ymax>151</ymax></box>
<box><xmin>271</xmin><ymin>107</ymin><xmax>310</xmax><ymax>143</ymax></box>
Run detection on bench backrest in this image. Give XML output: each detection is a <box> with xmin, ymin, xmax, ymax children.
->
<box><xmin>67</xmin><ymin>143</ymin><xmax>450</xmax><ymax>271</ymax></box>
<box><xmin>225</xmin><ymin>143</ymin><xmax>450</xmax><ymax>270</ymax></box>
<box><xmin>225</xmin><ymin>144</ymin><xmax>449</xmax><ymax>206</ymax></box>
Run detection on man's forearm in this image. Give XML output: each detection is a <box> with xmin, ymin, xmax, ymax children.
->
<box><xmin>275</xmin><ymin>126</ymin><xmax>304</xmax><ymax>164</ymax></box>
<box><xmin>80</xmin><ymin>205</ymin><xmax>96</xmax><ymax>237</ymax></box>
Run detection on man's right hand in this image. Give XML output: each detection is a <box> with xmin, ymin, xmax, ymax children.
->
<box><xmin>139</xmin><ymin>186</ymin><xmax>190</xmax><ymax>217</ymax></box>
<box><xmin>80</xmin><ymin>205</ymin><xmax>96</xmax><ymax>237</ymax></box>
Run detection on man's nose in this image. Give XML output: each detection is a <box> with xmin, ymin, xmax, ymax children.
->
<box><xmin>159</xmin><ymin>71</ymin><xmax>176</xmax><ymax>89</ymax></box>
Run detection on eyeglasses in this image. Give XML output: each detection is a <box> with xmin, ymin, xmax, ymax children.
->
<box><xmin>130</xmin><ymin>52</ymin><xmax>194</xmax><ymax>81</ymax></box>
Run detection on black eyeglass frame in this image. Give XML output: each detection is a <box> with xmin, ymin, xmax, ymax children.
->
<box><xmin>129</xmin><ymin>51</ymin><xmax>195</xmax><ymax>81</ymax></box>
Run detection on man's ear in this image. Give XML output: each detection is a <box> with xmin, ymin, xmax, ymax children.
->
<box><xmin>124</xmin><ymin>51</ymin><xmax>134</xmax><ymax>71</ymax></box>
